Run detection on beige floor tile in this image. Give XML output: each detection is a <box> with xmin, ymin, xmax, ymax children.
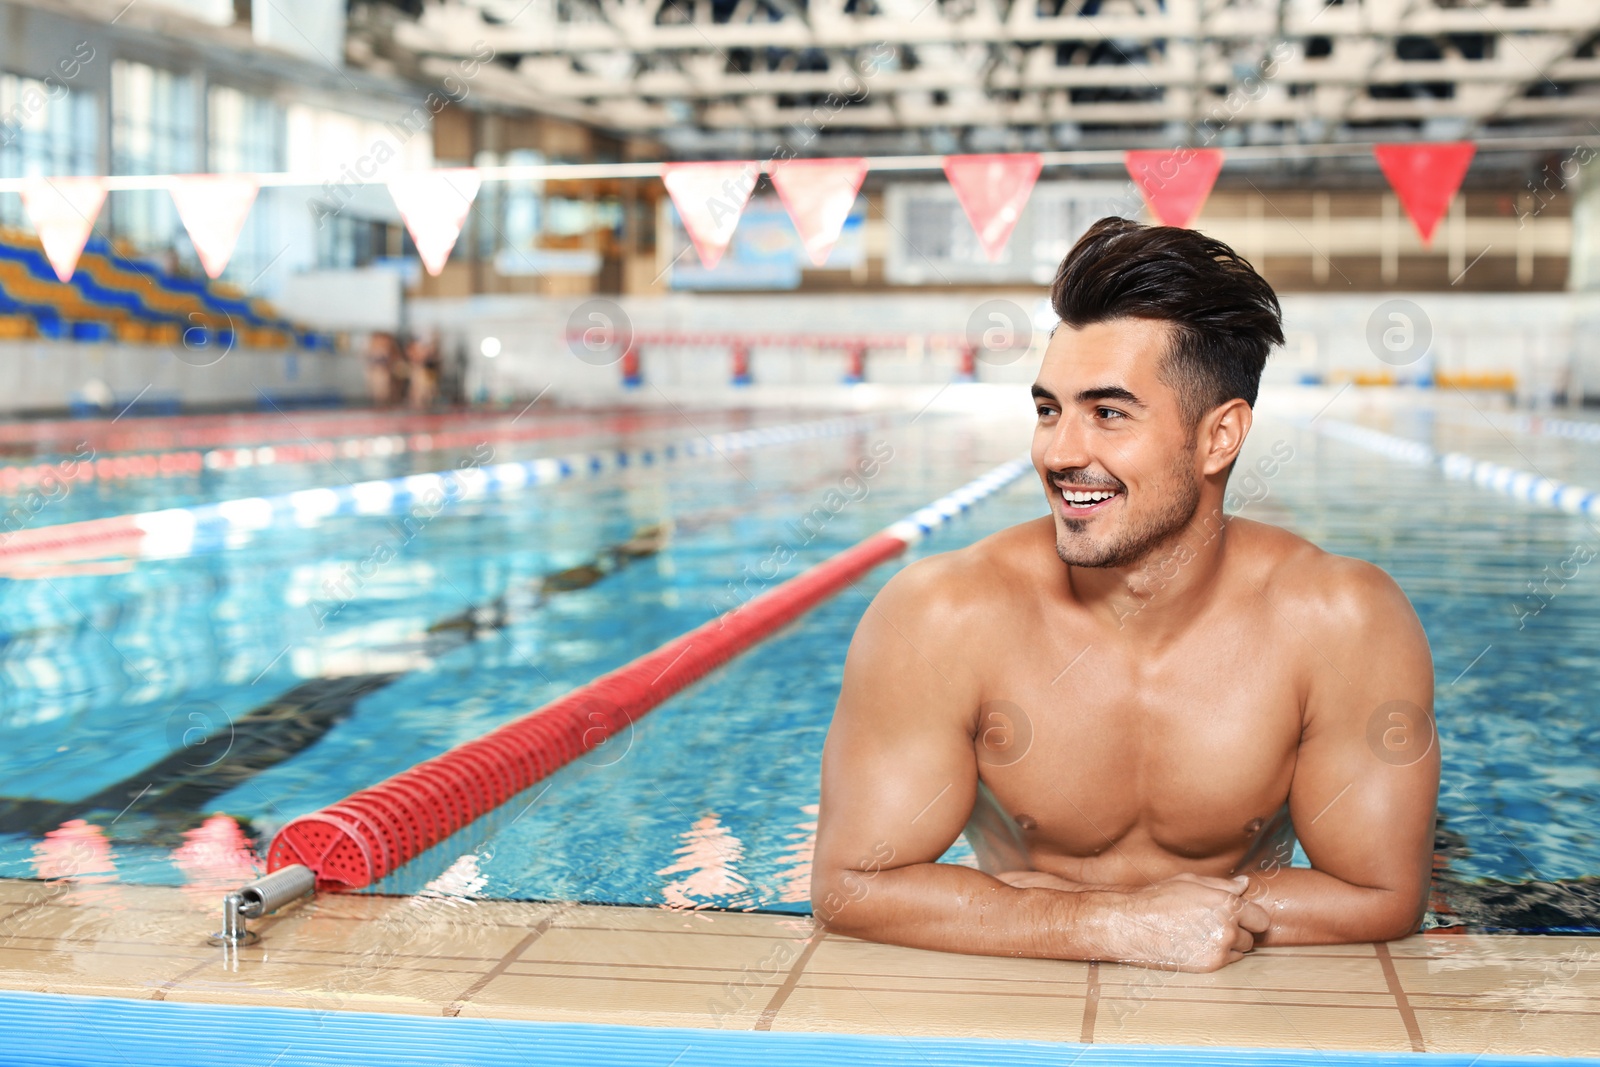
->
<box><xmin>256</xmin><ymin>905</ymin><xmax>536</xmax><ymax>965</ymax></box>
<box><xmin>1392</xmin><ymin>932</ymin><xmax>1600</xmax><ymax>962</ymax></box>
<box><xmin>1393</xmin><ymin>954</ymin><xmax>1600</xmax><ymax>1003</ymax></box>
<box><xmin>0</xmin><ymin>880</ymin><xmax>67</xmax><ymax>906</ymax></box>
<box><xmin>164</xmin><ymin>958</ymin><xmax>478</xmax><ymax>1015</ymax></box>
<box><xmin>1414</xmin><ymin>1007</ymin><xmax>1600</xmax><ymax>1058</ymax></box>
<box><xmin>0</xmin><ymin>943</ymin><xmax>204</xmax><ymax>999</ymax></box>
<box><xmin>521</xmin><ymin>926</ymin><xmax>806</xmax><ymax>971</ymax></box>
<box><xmin>467</xmin><ymin>969</ymin><xmax>760</xmax><ymax>1028</ymax></box>
<box><xmin>771</xmin><ymin>983</ymin><xmax>1085</xmax><ymax>1041</ymax></box>
<box><xmin>0</xmin><ymin>900</ymin><xmax>206</xmax><ymax>948</ymax></box>
<box><xmin>1092</xmin><ymin>996</ymin><xmax>1415</xmax><ymax>1051</ymax></box>
<box><xmin>1250</xmin><ymin>941</ymin><xmax>1386</xmax><ymax>958</ymax></box>
<box><xmin>806</xmin><ymin>936</ymin><xmax>1090</xmax><ymax>987</ymax></box>
<box><xmin>549</xmin><ymin>904</ymin><xmax>811</xmax><ymax>939</ymax></box>
<box><xmin>1096</xmin><ymin>951</ymin><xmax>1393</xmax><ymax>997</ymax></box>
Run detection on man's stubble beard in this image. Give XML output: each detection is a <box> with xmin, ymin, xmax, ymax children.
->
<box><xmin>1054</xmin><ymin>455</ymin><xmax>1202</xmax><ymax>570</ymax></box>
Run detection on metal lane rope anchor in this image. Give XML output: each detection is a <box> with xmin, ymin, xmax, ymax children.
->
<box><xmin>208</xmin><ymin>863</ymin><xmax>316</xmax><ymax>946</ymax></box>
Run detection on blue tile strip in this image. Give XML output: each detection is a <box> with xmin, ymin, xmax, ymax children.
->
<box><xmin>0</xmin><ymin>991</ymin><xmax>1592</xmax><ymax>1067</ymax></box>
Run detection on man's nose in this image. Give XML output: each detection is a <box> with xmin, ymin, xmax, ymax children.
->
<box><xmin>1040</xmin><ymin>411</ymin><xmax>1094</xmax><ymax>472</ymax></box>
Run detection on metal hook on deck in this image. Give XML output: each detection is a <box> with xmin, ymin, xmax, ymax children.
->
<box><xmin>208</xmin><ymin>864</ymin><xmax>315</xmax><ymax>946</ymax></box>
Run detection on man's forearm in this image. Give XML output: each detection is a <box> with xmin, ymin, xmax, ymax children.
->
<box><xmin>815</xmin><ymin>862</ymin><xmax>1114</xmax><ymax>960</ymax></box>
<box><xmin>1243</xmin><ymin>867</ymin><xmax>1426</xmax><ymax>945</ymax></box>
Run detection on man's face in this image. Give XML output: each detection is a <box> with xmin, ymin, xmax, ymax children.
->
<box><xmin>1031</xmin><ymin>317</ymin><xmax>1203</xmax><ymax>570</ymax></box>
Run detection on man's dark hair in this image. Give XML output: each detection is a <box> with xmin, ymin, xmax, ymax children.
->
<box><xmin>1049</xmin><ymin>217</ymin><xmax>1284</xmax><ymax>428</ymax></box>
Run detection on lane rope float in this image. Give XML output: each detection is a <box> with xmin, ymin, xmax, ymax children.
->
<box><xmin>1307</xmin><ymin>418</ymin><xmax>1600</xmax><ymax>517</ymax></box>
<box><xmin>267</xmin><ymin>456</ymin><xmax>1034</xmax><ymax>888</ymax></box>
<box><xmin>0</xmin><ymin>414</ymin><xmax>884</xmax><ymax>568</ymax></box>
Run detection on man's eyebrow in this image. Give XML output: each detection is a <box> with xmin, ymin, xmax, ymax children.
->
<box><xmin>1030</xmin><ymin>385</ymin><xmax>1056</xmax><ymax>402</ymax></box>
<box><xmin>1075</xmin><ymin>385</ymin><xmax>1144</xmax><ymax>408</ymax></box>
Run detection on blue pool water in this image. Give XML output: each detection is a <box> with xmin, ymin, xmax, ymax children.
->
<box><xmin>0</xmin><ymin>397</ymin><xmax>1596</xmax><ymax>930</ymax></box>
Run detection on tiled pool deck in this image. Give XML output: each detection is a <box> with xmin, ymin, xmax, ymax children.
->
<box><xmin>1</xmin><ymin>878</ymin><xmax>1595</xmax><ymax>1059</ymax></box>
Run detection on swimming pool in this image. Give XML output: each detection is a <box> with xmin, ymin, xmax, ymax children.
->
<box><xmin>1</xmin><ymin>394</ymin><xmax>1597</xmax><ymax>933</ymax></box>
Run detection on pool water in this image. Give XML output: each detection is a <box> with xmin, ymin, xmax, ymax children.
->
<box><xmin>1</xmin><ymin>397</ymin><xmax>1597</xmax><ymax>932</ymax></box>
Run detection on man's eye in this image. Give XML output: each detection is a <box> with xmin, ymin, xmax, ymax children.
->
<box><xmin>1036</xmin><ymin>405</ymin><xmax>1057</xmax><ymax>417</ymax></box>
<box><xmin>1096</xmin><ymin>407</ymin><xmax>1126</xmax><ymax>420</ymax></box>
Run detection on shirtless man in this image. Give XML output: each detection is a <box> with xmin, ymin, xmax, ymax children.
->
<box><xmin>812</xmin><ymin>217</ymin><xmax>1438</xmax><ymax>972</ymax></box>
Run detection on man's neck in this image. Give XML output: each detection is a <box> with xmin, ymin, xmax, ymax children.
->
<box><xmin>1066</xmin><ymin>503</ymin><xmax>1235</xmax><ymax>643</ymax></box>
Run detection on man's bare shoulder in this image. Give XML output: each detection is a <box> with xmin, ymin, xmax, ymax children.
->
<box><xmin>1232</xmin><ymin>518</ymin><xmax>1428</xmax><ymax>672</ymax></box>
<box><xmin>873</xmin><ymin>517</ymin><xmax>1057</xmax><ymax>633</ymax></box>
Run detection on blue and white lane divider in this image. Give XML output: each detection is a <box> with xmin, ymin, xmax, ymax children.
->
<box><xmin>151</xmin><ymin>415</ymin><xmax>882</xmax><ymax>557</ymax></box>
<box><xmin>885</xmin><ymin>457</ymin><xmax>1034</xmax><ymax>543</ymax></box>
<box><xmin>1307</xmin><ymin>418</ymin><xmax>1600</xmax><ymax>517</ymax></box>
<box><xmin>103</xmin><ymin>415</ymin><xmax>882</xmax><ymax>563</ymax></box>
<box><xmin>1487</xmin><ymin>411</ymin><xmax>1600</xmax><ymax>445</ymax></box>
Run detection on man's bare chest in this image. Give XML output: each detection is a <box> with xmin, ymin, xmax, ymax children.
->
<box><xmin>970</xmin><ymin>630</ymin><xmax>1304</xmax><ymax>861</ymax></box>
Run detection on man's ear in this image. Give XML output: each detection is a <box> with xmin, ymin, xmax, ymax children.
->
<box><xmin>1201</xmin><ymin>398</ymin><xmax>1252</xmax><ymax>477</ymax></box>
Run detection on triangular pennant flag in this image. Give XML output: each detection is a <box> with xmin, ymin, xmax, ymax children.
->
<box><xmin>661</xmin><ymin>161</ymin><xmax>760</xmax><ymax>269</ymax></box>
<box><xmin>1373</xmin><ymin>142</ymin><xmax>1476</xmax><ymax>246</ymax></box>
<box><xmin>169</xmin><ymin>175</ymin><xmax>260</xmax><ymax>279</ymax></box>
<box><xmin>1124</xmin><ymin>149</ymin><xmax>1224</xmax><ymax>228</ymax></box>
<box><xmin>943</xmin><ymin>154</ymin><xmax>1042</xmax><ymax>262</ymax></box>
<box><xmin>386</xmin><ymin>169</ymin><xmax>482</xmax><ymax>276</ymax></box>
<box><xmin>19</xmin><ymin>177</ymin><xmax>108</xmax><ymax>282</ymax></box>
<box><xmin>769</xmin><ymin>158</ymin><xmax>867</xmax><ymax>267</ymax></box>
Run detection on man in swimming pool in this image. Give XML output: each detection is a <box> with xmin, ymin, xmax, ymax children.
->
<box><xmin>812</xmin><ymin>217</ymin><xmax>1439</xmax><ymax>972</ymax></box>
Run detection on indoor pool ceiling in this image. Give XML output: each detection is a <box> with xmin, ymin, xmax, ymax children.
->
<box><xmin>368</xmin><ymin>0</ymin><xmax>1600</xmax><ymax>155</ymax></box>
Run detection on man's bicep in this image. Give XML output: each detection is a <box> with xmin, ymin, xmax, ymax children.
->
<box><xmin>1289</xmin><ymin>564</ymin><xmax>1438</xmax><ymax>902</ymax></box>
<box><xmin>814</xmin><ymin>568</ymin><xmax>981</xmax><ymax>883</ymax></box>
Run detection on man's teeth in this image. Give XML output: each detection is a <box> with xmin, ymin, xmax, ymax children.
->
<box><xmin>1061</xmin><ymin>488</ymin><xmax>1117</xmax><ymax>507</ymax></box>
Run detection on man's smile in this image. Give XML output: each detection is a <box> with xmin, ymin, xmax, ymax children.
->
<box><xmin>1053</xmin><ymin>480</ymin><xmax>1124</xmax><ymax>515</ymax></box>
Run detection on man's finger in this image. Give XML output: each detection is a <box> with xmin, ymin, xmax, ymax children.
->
<box><xmin>1232</xmin><ymin>922</ymin><xmax>1254</xmax><ymax>956</ymax></box>
<box><xmin>1239</xmin><ymin>900</ymin><xmax>1271</xmax><ymax>934</ymax></box>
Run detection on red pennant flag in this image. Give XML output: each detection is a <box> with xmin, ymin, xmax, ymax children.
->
<box><xmin>1124</xmin><ymin>149</ymin><xmax>1224</xmax><ymax>228</ymax></box>
<box><xmin>169</xmin><ymin>175</ymin><xmax>260</xmax><ymax>279</ymax></box>
<box><xmin>661</xmin><ymin>161</ymin><xmax>759</xmax><ymax>269</ymax></box>
<box><xmin>943</xmin><ymin>154</ymin><xmax>1042</xmax><ymax>261</ymax></box>
<box><xmin>769</xmin><ymin>158</ymin><xmax>867</xmax><ymax>267</ymax></box>
<box><xmin>387</xmin><ymin>169</ymin><xmax>482</xmax><ymax>276</ymax></box>
<box><xmin>19</xmin><ymin>177</ymin><xmax>108</xmax><ymax>282</ymax></box>
<box><xmin>1373</xmin><ymin>142</ymin><xmax>1476</xmax><ymax>246</ymax></box>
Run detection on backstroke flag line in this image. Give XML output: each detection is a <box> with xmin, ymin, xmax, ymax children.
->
<box><xmin>1373</xmin><ymin>141</ymin><xmax>1477</xmax><ymax>246</ymax></box>
<box><xmin>769</xmin><ymin>157</ymin><xmax>868</xmax><ymax>267</ymax></box>
<box><xmin>169</xmin><ymin>175</ymin><xmax>261</xmax><ymax>279</ymax></box>
<box><xmin>943</xmin><ymin>153</ymin><xmax>1043</xmax><ymax>262</ymax></box>
<box><xmin>387</xmin><ymin>169</ymin><xmax>483</xmax><ymax>276</ymax></box>
<box><xmin>1124</xmin><ymin>148</ymin><xmax>1225</xmax><ymax>228</ymax></box>
<box><xmin>19</xmin><ymin>177</ymin><xmax>109</xmax><ymax>282</ymax></box>
<box><xmin>661</xmin><ymin>161</ymin><xmax>760</xmax><ymax>269</ymax></box>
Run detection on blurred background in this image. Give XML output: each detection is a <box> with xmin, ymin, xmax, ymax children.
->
<box><xmin>0</xmin><ymin>0</ymin><xmax>1595</xmax><ymax>412</ymax></box>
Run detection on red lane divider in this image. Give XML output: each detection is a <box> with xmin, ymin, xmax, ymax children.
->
<box><xmin>267</xmin><ymin>530</ymin><xmax>909</xmax><ymax>889</ymax></box>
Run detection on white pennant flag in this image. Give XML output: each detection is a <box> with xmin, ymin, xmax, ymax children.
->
<box><xmin>169</xmin><ymin>175</ymin><xmax>260</xmax><ymax>279</ymax></box>
<box><xmin>19</xmin><ymin>177</ymin><xmax>108</xmax><ymax>282</ymax></box>
<box><xmin>387</xmin><ymin>169</ymin><xmax>482</xmax><ymax>276</ymax></box>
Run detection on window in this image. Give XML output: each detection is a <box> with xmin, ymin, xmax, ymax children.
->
<box><xmin>0</xmin><ymin>73</ymin><xmax>99</xmax><ymax>229</ymax></box>
<box><xmin>209</xmin><ymin>85</ymin><xmax>285</xmax><ymax>286</ymax></box>
<box><xmin>111</xmin><ymin>60</ymin><xmax>198</xmax><ymax>252</ymax></box>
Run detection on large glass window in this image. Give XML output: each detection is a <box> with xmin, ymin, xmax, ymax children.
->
<box><xmin>0</xmin><ymin>73</ymin><xmax>99</xmax><ymax>228</ymax></box>
<box><xmin>209</xmin><ymin>85</ymin><xmax>285</xmax><ymax>287</ymax></box>
<box><xmin>111</xmin><ymin>60</ymin><xmax>198</xmax><ymax>252</ymax></box>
